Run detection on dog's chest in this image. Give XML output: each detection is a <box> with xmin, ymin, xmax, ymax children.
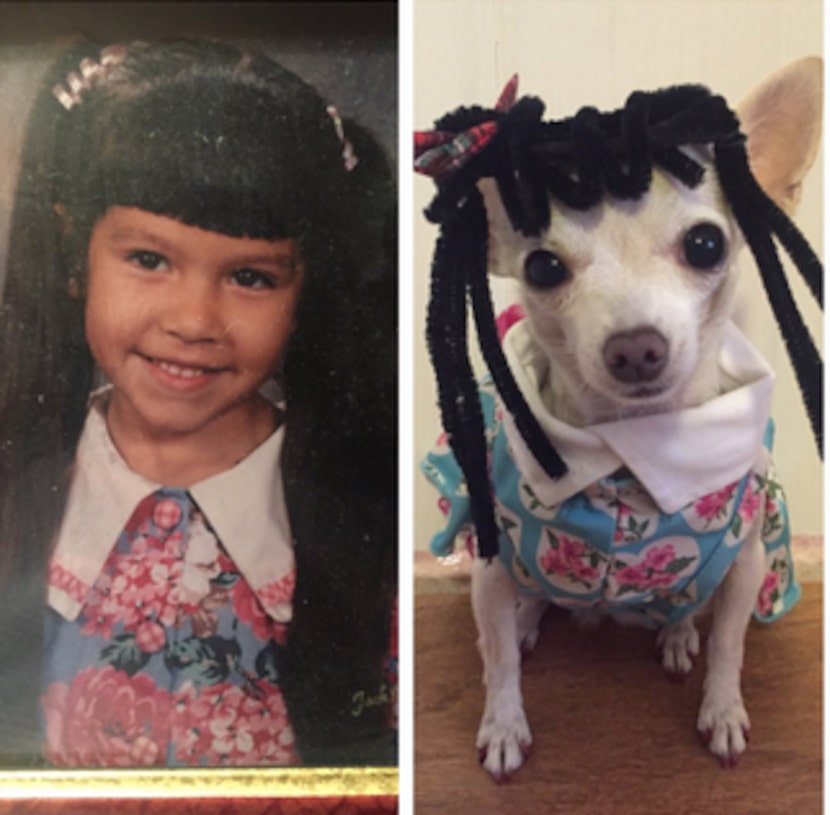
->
<box><xmin>489</xmin><ymin>420</ymin><xmax>759</xmax><ymax>625</ymax></box>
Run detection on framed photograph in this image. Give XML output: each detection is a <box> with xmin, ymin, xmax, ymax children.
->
<box><xmin>0</xmin><ymin>2</ymin><xmax>398</xmax><ymax>810</ymax></box>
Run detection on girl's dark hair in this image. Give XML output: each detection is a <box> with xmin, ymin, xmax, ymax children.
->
<box><xmin>0</xmin><ymin>40</ymin><xmax>396</xmax><ymax>766</ymax></box>
<box><xmin>417</xmin><ymin>80</ymin><xmax>822</xmax><ymax>561</ymax></box>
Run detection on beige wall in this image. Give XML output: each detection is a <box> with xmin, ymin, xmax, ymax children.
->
<box><xmin>413</xmin><ymin>0</ymin><xmax>824</xmax><ymax>547</ymax></box>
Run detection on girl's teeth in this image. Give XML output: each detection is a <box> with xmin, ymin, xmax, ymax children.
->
<box><xmin>157</xmin><ymin>360</ymin><xmax>206</xmax><ymax>378</ymax></box>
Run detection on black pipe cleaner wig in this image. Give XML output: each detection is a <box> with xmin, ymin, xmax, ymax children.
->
<box><xmin>415</xmin><ymin>76</ymin><xmax>823</xmax><ymax>560</ymax></box>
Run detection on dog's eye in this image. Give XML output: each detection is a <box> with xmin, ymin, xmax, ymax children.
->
<box><xmin>683</xmin><ymin>223</ymin><xmax>726</xmax><ymax>270</ymax></box>
<box><xmin>524</xmin><ymin>249</ymin><xmax>569</xmax><ymax>289</ymax></box>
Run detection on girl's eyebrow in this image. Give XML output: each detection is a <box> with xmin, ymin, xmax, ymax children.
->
<box><xmin>106</xmin><ymin>226</ymin><xmax>176</xmax><ymax>254</ymax></box>
<box><xmin>233</xmin><ymin>249</ymin><xmax>299</xmax><ymax>269</ymax></box>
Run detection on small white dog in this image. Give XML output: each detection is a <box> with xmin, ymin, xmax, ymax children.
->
<box><xmin>420</xmin><ymin>57</ymin><xmax>821</xmax><ymax>781</ymax></box>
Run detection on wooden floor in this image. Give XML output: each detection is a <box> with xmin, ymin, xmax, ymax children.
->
<box><xmin>415</xmin><ymin>584</ymin><xmax>822</xmax><ymax>815</ymax></box>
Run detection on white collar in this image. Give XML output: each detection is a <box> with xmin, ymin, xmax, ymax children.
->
<box><xmin>49</xmin><ymin>390</ymin><xmax>294</xmax><ymax>622</ymax></box>
<box><xmin>500</xmin><ymin>320</ymin><xmax>774</xmax><ymax>513</ymax></box>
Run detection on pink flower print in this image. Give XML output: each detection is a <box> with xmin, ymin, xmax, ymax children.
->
<box><xmin>539</xmin><ymin>533</ymin><xmax>600</xmax><ymax>586</ymax></box>
<box><xmin>559</xmin><ymin>535</ymin><xmax>585</xmax><ymax>562</ymax></box>
<box><xmin>572</xmin><ymin>560</ymin><xmax>600</xmax><ymax>582</ymax></box>
<box><xmin>229</xmin><ymin>574</ymin><xmax>277</xmax><ymax>642</ymax></box>
<box><xmin>693</xmin><ymin>483</ymin><xmax>738</xmax><ymax>522</ymax></box>
<box><xmin>613</xmin><ymin>540</ymin><xmax>697</xmax><ymax>596</ymax></box>
<box><xmin>170</xmin><ymin>682</ymin><xmax>298</xmax><ymax>766</ymax></box>
<box><xmin>169</xmin><ymin>683</ymin><xmax>207</xmax><ymax>764</ymax></box>
<box><xmin>42</xmin><ymin>665</ymin><xmax>172</xmax><ymax>767</ymax></box>
<box><xmin>205</xmin><ymin>686</ymin><xmax>252</xmax><ymax>756</ymax></box>
<box><xmin>437</xmin><ymin>496</ymin><xmax>451</xmax><ymax>517</ymax></box>
<box><xmin>756</xmin><ymin>570</ymin><xmax>780</xmax><ymax>617</ymax></box>
<box><xmin>80</xmin><ymin>610</ymin><xmax>115</xmax><ymax>641</ymax></box>
<box><xmin>244</xmin><ymin>688</ymin><xmax>298</xmax><ymax>765</ymax></box>
<box><xmin>643</xmin><ymin>544</ymin><xmax>675</xmax><ymax>572</ymax></box>
<box><xmin>84</xmin><ymin>540</ymin><xmax>188</xmax><ymax>640</ymax></box>
<box><xmin>152</xmin><ymin>497</ymin><xmax>183</xmax><ymax>531</ymax></box>
<box><xmin>539</xmin><ymin>546</ymin><xmax>567</xmax><ymax>576</ymax></box>
<box><xmin>738</xmin><ymin>486</ymin><xmax>762</xmax><ymax>524</ymax></box>
<box><xmin>135</xmin><ymin>620</ymin><xmax>166</xmax><ymax>653</ymax></box>
<box><xmin>616</xmin><ymin>564</ymin><xmax>648</xmax><ymax>587</ymax></box>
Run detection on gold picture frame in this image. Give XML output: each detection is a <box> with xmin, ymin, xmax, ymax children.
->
<box><xmin>0</xmin><ymin>767</ymin><xmax>398</xmax><ymax>812</ymax></box>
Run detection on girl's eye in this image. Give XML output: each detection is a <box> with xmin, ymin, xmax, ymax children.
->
<box><xmin>683</xmin><ymin>223</ymin><xmax>726</xmax><ymax>270</ymax></box>
<box><xmin>231</xmin><ymin>268</ymin><xmax>277</xmax><ymax>289</ymax></box>
<box><xmin>126</xmin><ymin>250</ymin><xmax>168</xmax><ymax>271</ymax></box>
<box><xmin>524</xmin><ymin>249</ymin><xmax>569</xmax><ymax>289</ymax></box>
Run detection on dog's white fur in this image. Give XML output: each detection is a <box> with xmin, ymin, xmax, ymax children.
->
<box><xmin>471</xmin><ymin>57</ymin><xmax>822</xmax><ymax>779</ymax></box>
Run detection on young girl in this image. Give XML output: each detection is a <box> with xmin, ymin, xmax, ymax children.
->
<box><xmin>0</xmin><ymin>39</ymin><xmax>397</xmax><ymax>768</ymax></box>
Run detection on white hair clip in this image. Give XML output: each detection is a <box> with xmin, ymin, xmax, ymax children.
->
<box><xmin>326</xmin><ymin>105</ymin><xmax>359</xmax><ymax>172</ymax></box>
<box><xmin>52</xmin><ymin>45</ymin><xmax>127</xmax><ymax>110</ymax></box>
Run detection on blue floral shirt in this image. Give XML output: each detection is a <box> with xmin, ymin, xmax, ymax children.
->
<box><xmin>43</xmin><ymin>392</ymin><xmax>298</xmax><ymax>767</ymax></box>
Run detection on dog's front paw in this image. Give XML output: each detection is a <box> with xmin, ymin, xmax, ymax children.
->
<box><xmin>697</xmin><ymin>695</ymin><xmax>750</xmax><ymax>768</ymax></box>
<box><xmin>476</xmin><ymin>704</ymin><xmax>532</xmax><ymax>781</ymax></box>
<box><xmin>657</xmin><ymin>618</ymin><xmax>699</xmax><ymax>680</ymax></box>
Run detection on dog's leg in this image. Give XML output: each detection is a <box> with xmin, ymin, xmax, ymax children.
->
<box><xmin>515</xmin><ymin>595</ymin><xmax>547</xmax><ymax>654</ymax></box>
<box><xmin>657</xmin><ymin>614</ymin><xmax>700</xmax><ymax>680</ymax></box>
<box><xmin>697</xmin><ymin>523</ymin><xmax>765</xmax><ymax>767</ymax></box>
<box><xmin>472</xmin><ymin>557</ymin><xmax>531</xmax><ymax>779</ymax></box>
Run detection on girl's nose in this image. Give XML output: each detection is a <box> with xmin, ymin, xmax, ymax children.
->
<box><xmin>160</xmin><ymin>277</ymin><xmax>224</xmax><ymax>343</ymax></box>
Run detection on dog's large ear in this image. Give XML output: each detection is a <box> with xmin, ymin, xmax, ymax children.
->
<box><xmin>477</xmin><ymin>178</ymin><xmax>526</xmax><ymax>277</ymax></box>
<box><xmin>736</xmin><ymin>56</ymin><xmax>822</xmax><ymax>216</ymax></box>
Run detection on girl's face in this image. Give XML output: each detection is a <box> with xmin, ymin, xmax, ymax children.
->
<box><xmin>85</xmin><ymin>207</ymin><xmax>304</xmax><ymax>449</ymax></box>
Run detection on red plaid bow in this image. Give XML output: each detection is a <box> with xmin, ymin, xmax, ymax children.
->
<box><xmin>414</xmin><ymin>74</ymin><xmax>519</xmax><ymax>182</ymax></box>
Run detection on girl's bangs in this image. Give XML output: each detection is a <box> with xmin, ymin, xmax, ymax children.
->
<box><xmin>80</xmin><ymin>79</ymin><xmax>340</xmax><ymax>240</ymax></box>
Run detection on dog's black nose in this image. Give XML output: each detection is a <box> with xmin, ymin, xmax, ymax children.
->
<box><xmin>603</xmin><ymin>327</ymin><xmax>668</xmax><ymax>384</ymax></box>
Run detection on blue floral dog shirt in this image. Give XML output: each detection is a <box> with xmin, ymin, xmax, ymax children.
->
<box><xmin>422</xmin><ymin>320</ymin><xmax>799</xmax><ymax>628</ymax></box>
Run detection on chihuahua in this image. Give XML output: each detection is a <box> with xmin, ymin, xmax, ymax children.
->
<box><xmin>452</xmin><ymin>57</ymin><xmax>823</xmax><ymax>780</ymax></box>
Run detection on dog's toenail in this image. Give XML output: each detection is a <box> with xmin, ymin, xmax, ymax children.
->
<box><xmin>721</xmin><ymin>756</ymin><xmax>736</xmax><ymax>769</ymax></box>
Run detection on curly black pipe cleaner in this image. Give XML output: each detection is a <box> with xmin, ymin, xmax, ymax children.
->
<box><xmin>416</xmin><ymin>79</ymin><xmax>823</xmax><ymax>560</ymax></box>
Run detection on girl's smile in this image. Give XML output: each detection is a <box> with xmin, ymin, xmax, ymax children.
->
<box><xmin>85</xmin><ymin>207</ymin><xmax>304</xmax><ymax>482</ymax></box>
<box><xmin>140</xmin><ymin>353</ymin><xmax>228</xmax><ymax>390</ymax></box>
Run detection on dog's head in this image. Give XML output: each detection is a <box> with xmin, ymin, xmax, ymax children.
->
<box><xmin>481</xmin><ymin>58</ymin><xmax>822</xmax><ymax>426</ymax></box>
